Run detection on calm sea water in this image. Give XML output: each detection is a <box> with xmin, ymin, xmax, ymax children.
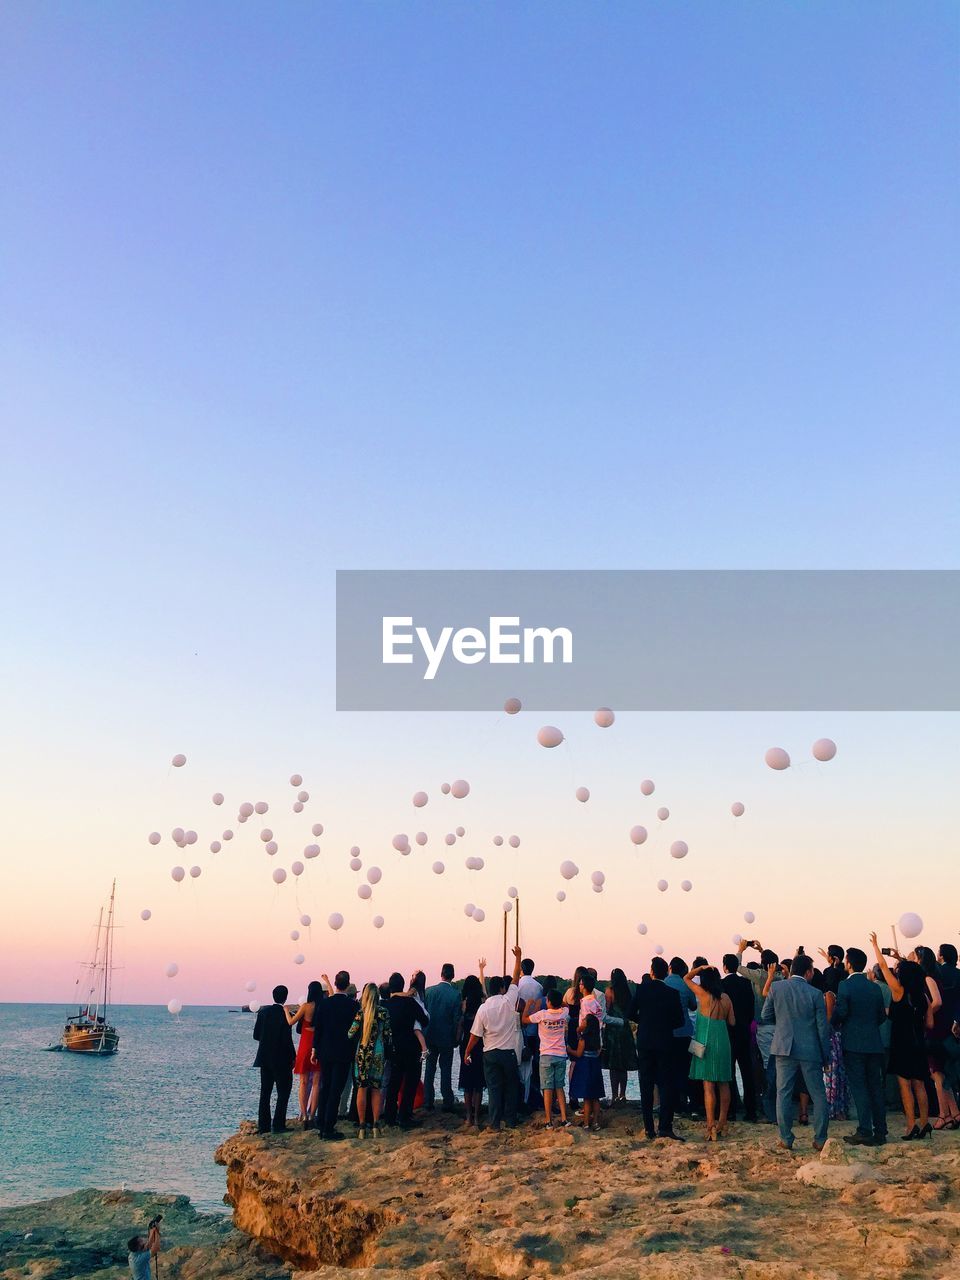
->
<box><xmin>0</xmin><ymin>1004</ymin><xmax>260</xmax><ymax>1213</ymax></box>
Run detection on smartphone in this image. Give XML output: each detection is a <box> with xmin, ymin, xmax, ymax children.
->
<box><xmin>796</xmin><ymin>945</ymin><xmax>805</xmax><ymax>956</ymax></box>
<box><xmin>881</xmin><ymin>948</ymin><xmax>895</xmax><ymax>957</ymax></box>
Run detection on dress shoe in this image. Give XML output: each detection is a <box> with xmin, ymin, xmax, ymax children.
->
<box><xmin>324</xmin><ymin>1130</ymin><xmax>346</xmax><ymax>1141</ymax></box>
<box><xmin>869</xmin><ymin>1136</ymin><xmax>887</xmax><ymax>1146</ymax></box>
<box><xmin>843</xmin><ymin>1132</ymin><xmax>872</xmax><ymax>1146</ymax></box>
<box><xmin>659</xmin><ymin>1131</ymin><xmax>686</xmax><ymax>1142</ymax></box>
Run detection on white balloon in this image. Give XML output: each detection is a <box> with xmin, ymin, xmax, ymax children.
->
<box><xmin>765</xmin><ymin>747</ymin><xmax>791</xmax><ymax>771</ymax></box>
<box><xmin>637</xmin><ymin>923</ymin><xmax>648</xmax><ymax>935</ymax></box>
<box><xmin>245</xmin><ymin>980</ymin><xmax>256</xmax><ymax>992</ymax></box>
<box><xmin>654</xmin><ymin>945</ymin><xmax>664</xmax><ymax>956</ymax></box>
<box><xmin>293</xmin><ymin>953</ymin><xmax>305</xmax><ymax>965</ymax></box>
<box><xmin>185</xmin><ymin>830</ymin><xmax>197</xmax><ymax>845</ymax></box>
<box><xmin>372</xmin><ymin>915</ymin><xmax>384</xmax><ymax>929</ymax></box>
<box><xmin>640</xmin><ymin>779</ymin><xmax>655</xmax><ymax>796</ymax></box>
<box><xmin>358</xmin><ymin>883</ymin><xmax>372</xmax><ymax>899</ymax></box>
<box><xmin>298</xmin><ymin>790</ymin><xmax>309</xmax><ymax>803</ymax></box>
<box><xmin>189</xmin><ymin>865</ymin><xmax>201</xmax><ymax>878</ymax></box>
<box><xmin>171</xmin><ymin>754</ymin><xmax>186</xmax><ymax>768</ymax></box>
<box><xmin>171</xmin><ymin>866</ymin><xmax>185</xmax><ymax>883</ymax></box>
<box><xmin>172</xmin><ymin>828</ymin><xmax>185</xmax><ymax>843</ymax></box>
<box><xmin>290</xmin><ymin>774</ymin><xmax>302</xmax><ymax>786</ymax></box>
<box><xmin>165</xmin><ymin>963</ymin><xmax>179</xmax><ymax>978</ymax></box>
<box><xmin>238</xmin><ymin>813</ymin><xmax>247</xmax><ymax>823</ymax></box>
<box><xmin>473</xmin><ymin>908</ymin><xmax>485</xmax><ymax>922</ymax></box>
<box><xmin>592</xmin><ymin>883</ymin><xmax>603</xmax><ymax>894</ymax></box>
<box><xmin>456</xmin><ymin>826</ymin><xmax>465</xmax><ymax>837</ymax></box>
<box><xmin>440</xmin><ymin>782</ymin><xmax>451</xmax><ymax>795</ymax></box>
<box><xmin>508</xmin><ymin>835</ymin><xmax>520</xmax><ymax>849</ymax></box>
<box><xmin>556</xmin><ymin>890</ymin><xmax>566</xmax><ymax>902</ymax></box>
<box><xmin>657</xmin><ymin>879</ymin><xmax>668</xmax><ymax>892</ymax></box>
<box><xmin>898</xmin><ymin>911</ymin><xmax>923</xmax><ymax>939</ymax></box>
<box><xmin>294</xmin><ymin>801</ymin><xmax>305</xmax><ymax>812</ymax></box>
<box><xmin>503</xmin><ymin>900</ymin><xmax>513</xmax><ymax>912</ymax></box>
<box><xmin>415</xmin><ymin>831</ymin><xmax>428</xmax><ymax>846</ymax></box>
<box><xmin>260</xmin><ymin>828</ymin><xmax>273</xmax><ymax>842</ymax></box>
<box><xmin>239</xmin><ymin>802</ymin><xmax>254</xmax><ymax>818</ymax></box>
<box><xmin>629</xmin><ymin>825</ymin><xmax>648</xmax><ymax>846</ymax></box>
<box><xmin>732</xmin><ymin>934</ymin><xmax>742</xmax><ymax>945</ymax></box>
<box><xmin>350</xmin><ymin>845</ymin><xmax>360</xmax><ymax>856</ymax></box>
<box><xmin>312</xmin><ymin>823</ymin><xmax>324</xmax><ymax>837</ymax></box>
<box><xmin>350</xmin><ymin>857</ymin><xmax>362</xmax><ymax>871</ymax></box>
<box><xmin>148</xmin><ymin>832</ymin><xmax>161</xmax><ymax>846</ymax></box>
<box><xmin>812</xmin><ymin>737</ymin><xmax>837</xmax><ymax>762</ymax></box>
<box><xmin>451</xmin><ymin>779</ymin><xmax>470</xmax><ymax>799</ymax></box>
<box><xmin>222</xmin><ymin>829</ymin><xmax>234</xmax><ymax>841</ymax></box>
<box><xmin>575</xmin><ymin>786</ymin><xmax>590</xmax><ymax>803</ymax></box>
<box><xmin>272</xmin><ymin>868</ymin><xmax>287</xmax><ymax>884</ymax></box>
<box><xmin>412</xmin><ymin>791</ymin><xmax>429</xmax><ymax>808</ymax></box>
<box><xmin>743</xmin><ymin>910</ymin><xmax>756</xmax><ymax>924</ymax></box>
<box><xmin>445</xmin><ymin>833</ymin><xmax>456</xmax><ymax>846</ymax></box>
<box><xmin>304</xmin><ymin>844</ymin><xmax>320</xmax><ymax>859</ymax></box>
<box><xmin>432</xmin><ymin>861</ymin><xmax>446</xmax><ymax>875</ymax></box>
<box><xmin>559</xmin><ymin>860</ymin><xmax>579</xmax><ymax>880</ymax></box>
<box><xmin>248</xmin><ymin>1001</ymin><xmax>261</xmax><ymax>1013</ymax></box>
<box><xmin>167</xmin><ymin>998</ymin><xmax>182</xmax><ymax>1014</ymax></box>
<box><xmin>255</xmin><ymin>801</ymin><xmax>268</xmax><ymax>815</ymax></box>
<box><xmin>262</xmin><ymin>841</ymin><xmax>276</xmax><ymax>856</ymax></box>
<box><xmin>290</xmin><ymin>929</ymin><xmax>300</xmax><ymax>940</ymax></box>
<box><xmin>731</xmin><ymin>802</ymin><xmax>745</xmax><ymax>817</ymax></box>
<box><xmin>591</xmin><ymin>870</ymin><xmax>605</xmax><ymax>886</ymax></box>
<box><xmin>300</xmin><ymin>914</ymin><xmax>311</xmax><ymax>926</ymax></box>
<box><xmin>657</xmin><ymin>807</ymin><xmax>669</xmax><ymax>821</ymax></box>
<box><xmin>493</xmin><ymin>835</ymin><xmax>504</xmax><ymax>846</ymax></box>
<box><xmin>392</xmin><ymin>834</ymin><xmax>409</xmax><ymax>852</ymax></box>
<box><xmin>504</xmin><ymin>697</ymin><xmax>522</xmax><ymax>714</ymax></box>
<box><xmin>536</xmin><ymin>725</ymin><xmax>564</xmax><ymax>748</ymax></box>
<box><xmin>594</xmin><ymin>707</ymin><xmax>615</xmax><ymax>728</ymax></box>
<box><xmin>681</xmin><ymin>880</ymin><xmax>692</xmax><ymax>892</ymax></box>
<box><xmin>669</xmin><ymin>840</ymin><xmax>688</xmax><ymax>859</ymax></box>
<box><xmin>464</xmin><ymin>903</ymin><xmax>476</xmax><ymax>917</ymax></box>
<box><xmin>212</xmin><ymin>792</ymin><xmax>224</xmax><ymax>806</ymax></box>
<box><xmin>291</xmin><ymin>860</ymin><xmax>304</xmax><ymax>877</ymax></box>
<box><xmin>210</xmin><ymin>840</ymin><xmax>221</xmax><ymax>853</ymax></box>
<box><xmin>367</xmin><ymin>866</ymin><xmax>382</xmax><ymax>884</ymax></box>
<box><xmin>328</xmin><ymin>913</ymin><xmax>344</xmax><ymax>930</ymax></box>
<box><xmin>140</xmin><ymin>908</ymin><xmax>151</xmax><ymax>921</ymax></box>
<box><xmin>508</xmin><ymin>886</ymin><xmax>518</xmax><ymax>898</ymax></box>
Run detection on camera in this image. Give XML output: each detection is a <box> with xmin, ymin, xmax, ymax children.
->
<box><xmin>881</xmin><ymin>948</ymin><xmax>895</xmax><ymax>957</ymax></box>
<box><xmin>796</xmin><ymin>945</ymin><xmax>805</xmax><ymax>956</ymax></box>
<box><xmin>148</xmin><ymin>1214</ymin><xmax>163</xmax><ymax>1232</ymax></box>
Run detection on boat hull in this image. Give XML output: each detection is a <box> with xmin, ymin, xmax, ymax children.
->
<box><xmin>61</xmin><ymin>1025</ymin><xmax>119</xmax><ymax>1055</ymax></box>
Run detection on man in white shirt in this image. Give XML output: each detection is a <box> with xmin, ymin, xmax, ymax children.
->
<box><xmin>465</xmin><ymin>945</ymin><xmax>523</xmax><ymax>1131</ymax></box>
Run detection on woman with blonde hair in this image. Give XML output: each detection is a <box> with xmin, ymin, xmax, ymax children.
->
<box><xmin>347</xmin><ymin>982</ymin><xmax>393</xmax><ymax>1138</ymax></box>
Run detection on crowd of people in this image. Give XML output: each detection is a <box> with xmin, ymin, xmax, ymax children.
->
<box><xmin>250</xmin><ymin>934</ymin><xmax>960</xmax><ymax>1150</ymax></box>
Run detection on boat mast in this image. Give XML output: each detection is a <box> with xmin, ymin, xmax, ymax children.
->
<box><xmin>102</xmin><ymin>880</ymin><xmax>116</xmax><ymax>1014</ymax></box>
<box><xmin>88</xmin><ymin>906</ymin><xmax>104</xmax><ymax>1021</ymax></box>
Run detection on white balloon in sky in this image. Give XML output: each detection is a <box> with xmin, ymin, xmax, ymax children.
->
<box><xmin>391</xmin><ymin>834</ymin><xmax>409</xmax><ymax>852</ymax></box>
<box><xmin>255</xmin><ymin>801</ymin><xmax>268</xmax><ymax>815</ymax></box>
<box><xmin>260</xmin><ymin>829</ymin><xmax>273</xmax><ymax>842</ymax></box>
<box><xmin>297</xmin><ymin>790</ymin><xmax>309</xmax><ymax>802</ymax></box>
<box><xmin>503</xmin><ymin>899</ymin><xmax>513</xmax><ymax>912</ymax></box>
<box><xmin>812</xmin><ymin>737</ymin><xmax>837</xmax><ymax>762</ymax></box>
<box><xmin>681</xmin><ymin>880</ymin><xmax>692</xmax><ymax>892</ymax></box>
<box><xmin>456</xmin><ymin>826</ymin><xmax>465</xmax><ymax>837</ymax></box>
<box><xmin>296</xmin><ymin>801</ymin><xmax>307</xmax><ymax>812</ymax></box>
<box><xmin>637</xmin><ymin>923</ymin><xmax>648</xmax><ymax>935</ymax></box>
<box><xmin>140</xmin><ymin>908</ymin><xmax>152</xmax><ymax>921</ymax></box>
<box><xmin>171</xmin><ymin>754</ymin><xmax>186</xmax><ymax>768</ymax></box>
<box><xmin>592</xmin><ymin>883</ymin><xmax>603</xmax><ymax>894</ymax></box>
<box><xmin>464</xmin><ymin>903</ymin><xmax>476</xmax><ymax>917</ymax></box>
<box><xmin>640</xmin><ymin>779</ymin><xmax>655</xmax><ymax>796</ymax></box>
<box><xmin>210</xmin><ymin>840</ymin><xmax>221</xmax><ymax>853</ymax></box>
<box><xmin>304</xmin><ymin>844</ymin><xmax>320</xmax><ymax>859</ymax></box>
<box><xmin>473</xmin><ymin>908</ymin><xmax>485</xmax><ymax>922</ymax></box>
<box><xmin>451</xmin><ymin>779</ymin><xmax>470</xmax><ymax>799</ymax></box>
<box><xmin>300</xmin><ymin>914</ymin><xmax>311</xmax><ymax>926</ymax></box>
<box><xmin>350</xmin><ymin>857</ymin><xmax>362</xmax><ymax>871</ymax></box>
<box><xmin>367</xmin><ymin>866</ymin><xmax>382</xmax><ymax>884</ymax></box>
<box><xmin>591</xmin><ymin>870</ymin><xmax>605</xmax><ymax>886</ymax></box>
<box><xmin>189</xmin><ymin>865</ymin><xmax>201</xmax><ymax>878</ymax></box>
<box><xmin>148</xmin><ymin>832</ymin><xmax>161</xmax><ymax>846</ymax></box>
<box><xmin>657</xmin><ymin>807</ymin><xmax>670</xmax><ymax>821</ymax></box>
<box><xmin>440</xmin><ymin>782</ymin><xmax>451</xmax><ymax>794</ymax></box>
<box><xmin>290</xmin><ymin>929</ymin><xmax>300</xmax><ymax>940</ymax></box>
<box><xmin>312</xmin><ymin>824</ymin><xmax>324</xmax><ymax>837</ymax></box>
<box><xmin>508</xmin><ymin>886</ymin><xmax>518</xmax><ymax>898</ymax></box>
<box><xmin>290</xmin><ymin>774</ymin><xmax>302</xmax><ymax>787</ymax></box>
<box><xmin>212</xmin><ymin>792</ymin><xmax>224</xmax><ymax>806</ymax></box>
<box><xmin>731</xmin><ymin>802</ymin><xmax>745</xmax><ymax>817</ymax></box>
<box><xmin>245</xmin><ymin>980</ymin><xmax>256</xmax><ymax>992</ymax></box>
<box><xmin>165</xmin><ymin>962</ymin><xmax>179</xmax><ymax>978</ymax></box>
<box><xmin>170</xmin><ymin>866</ymin><xmax>185</xmax><ymax>883</ymax></box>
<box><xmin>508</xmin><ymin>835</ymin><xmax>520</xmax><ymax>849</ymax></box>
<box><xmin>654</xmin><ymin>945</ymin><xmax>664</xmax><ymax>956</ymax></box>
<box><xmin>328</xmin><ymin>913</ymin><xmax>344</xmax><ymax>931</ymax></box>
<box><xmin>559</xmin><ymin>860</ymin><xmax>579</xmax><ymax>880</ymax></box>
<box><xmin>432</xmin><ymin>861</ymin><xmax>445</xmax><ymax>875</ymax></box>
<box><xmin>765</xmin><ymin>747</ymin><xmax>791</xmax><ymax>771</ymax></box>
<box><xmin>629</xmin><ymin>826</ymin><xmax>648</xmax><ymax>846</ymax></box>
<box><xmin>898</xmin><ymin>911</ymin><xmax>923</xmax><ymax>939</ymax></box>
<box><xmin>167</xmin><ymin>999</ymin><xmax>182</xmax><ymax>1014</ymax></box>
<box><xmin>265</xmin><ymin>841</ymin><xmax>278</xmax><ymax>856</ymax></box>
<box><xmin>493</xmin><ymin>835</ymin><xmax>504</xmax><ymax>846</ymax></box>
<box><xmin>504</xmin><ymin>697</ymin><xmax>522</xmax><ymax>714</ymax></box>
<box><xmin>657</xmin><ymin>879</ymin><xmax>668</xmax><ymax>892</ymax></box>
<box><xmin>556</xmin><ymin>890</ymin><xmax>566</xmax><ymax>902</ymax></box>
<box><xmin>272</xmin><ymin>867</ymin><xmax>287</xmax><ymax>884</ymax></box>
<box><xmin>732</xmin><ymin>934</ymin><xmax>742</xmax><ymax>945</ymax></box>
<box><xmin>415</xmin><ymin>831</ymin><xmax>428</xmax><ymax>846</ymax></box>
<box><xmin>593</xmin><ymin>707</ymin><xmax>615</xmax><ymax>728</ymax></box>
<box><xmin>291</xmin><ymin>860</ymin><xmax>304</xmax><ymax>877</ymax></box>
<box><xmin>183</xmin><ymin>830</ymin><xmax>196</xmax><ymax>845</ymax></box>
<box><xmin>350</xmin><ymin>845</ymin><xmax>360</xmax><ymax>856</ymax></box>
<box><xmin>669</xmin><ymin>840</ymin><xmax>688</xmax><ymax>859</ymax></box>
<box><xmin>358</xmin><ymin>883</ymin><xmax>372</xmax><ymax>899</ymax></box>
<box><xmin>372</xmin><ymin>915</ymin><xmax>384</xmax><ymax>929</ymax></box>
<box><xmin>172</xmin><ymin>828</ymin><xmax>185</xmax><ymax>843</ymax></box>
<box><xmin>222</xmin><ymin>829</ymin><xmax>234</xmax><ymax>841</ymax></box>
<box><xmin>445</xmin><ymin>833</ymin><xmax>456</xmax><ymax>846</ymax></box>
<box><xmin>412</xmin><ymin>791</ymin><xmax>428</xmax><ymax>808</ymax></box>
<box><xmin>536</xmin><ymin>726</ymin><xmax>564</xmax><ymax>748</ymax></box>
<box><xmin>239</xmin><ymin>802</ymin><xmax>254</xmax><ymax>818</ymax></box>
<box><xmin>293</xmin><ymin>954</ymin><xmax>304</xmax><ymax>965</ymax></box>
<box><xmin>744</xmin><ymin>910</ymin><xmax>756</xmax><ymax>924</ymax></box>
<box><xmin>248</xmin><ymin>1000</ymin><xmax>261</xmax><ymax>1013</ymax></box>
<box><xmin>575</xmin><ymin>786</ymin><xmax>590</xmax><ymax>803</ymax></box>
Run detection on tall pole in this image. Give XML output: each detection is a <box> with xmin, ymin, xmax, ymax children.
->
<box><xmin>502</xmin><ymin>911</ymin><xmax>507</xmax><ymax>978</ymax></box>
<box><xmin>515</xmin><ymin>897</ymin><xmax>520</xmax><ymax>950</ymax></box>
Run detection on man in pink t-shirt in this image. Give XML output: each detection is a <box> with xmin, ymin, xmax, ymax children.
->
<box><xmin>523</xmin><ymin>991</ymin><xmax>570</xmax><ymax>1127</ymax></box>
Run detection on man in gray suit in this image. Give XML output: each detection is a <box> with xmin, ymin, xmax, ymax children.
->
<box><xmin>761</xmin><ymin>952</ymin><xmax>831</xmax><ymax>1150</ymax></box>
<box><xmin>423</xmin><ymin>963</ymin><xmax>463</xmax><ymax>1111</ymax></box>
<box><xmin>835</xmin><ymin>946</ymin><xmax>888</xmax><ymax>1146</ymax></box>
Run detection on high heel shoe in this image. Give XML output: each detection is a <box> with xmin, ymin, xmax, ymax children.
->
<box><xmin>706</xmin><ymin>1124</ymin><xmax>717</xmax><ymax>1142</ymax></box>
<box><xmin>901</xmin><ymin>1126</ymin><xmax>920</xmax><ymax>1141</ymax></box>
<box><xmin>918</xmin><ymin>1123</ymin><xmax>933</xmax><ymax>1139</ymax></box>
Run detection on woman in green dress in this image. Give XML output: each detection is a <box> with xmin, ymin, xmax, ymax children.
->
<box><xmin>684</xmin><ymin>964</ymin><xmax>735</xmax><ymax>1141</ymax></box>
<box><xmin>602</xmin><ymin>968</ymin><xmax>638</xmax><ymax>1104</ymax></box>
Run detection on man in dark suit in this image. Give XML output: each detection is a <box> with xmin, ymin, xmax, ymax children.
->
<box><xmin>253</xmin><ymin>984</ymin><xmax>296</xmax><ymax>1134</ymax></box>
<box><xmin>721</xmin><ymin>954</ymin><xmax>758</xmax><ymax>1122</ymax></box>
<box><xmin>835</xmin><ymin>946</ymin><xmax>888</xmax><ymax>1146</ymax></box>
<box><xmin>312</xmin><ymin>970</ymin><xmax>360</xmax><ymax>1141</ymax></box>
<box><xmin>631</xmin><ymin>956</ymin><xmax>686</xmax><ymax>1140</ymax></box>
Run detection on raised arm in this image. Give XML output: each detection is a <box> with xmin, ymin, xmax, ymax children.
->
<box><xmin>870</xmin><ymin>932</ymin><xmax>903</xmax><ymax>1001</ymax></box>
<box><xmin>510</xmin><ymin>945</ymin><xmax>523</xmax><ymax>988</ymax></box>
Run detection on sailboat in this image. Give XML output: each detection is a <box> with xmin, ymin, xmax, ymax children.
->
<box><xmin>60</xmin><ymin>880</ymin><xmax>120</xmax><ymax>1055</ymax></box>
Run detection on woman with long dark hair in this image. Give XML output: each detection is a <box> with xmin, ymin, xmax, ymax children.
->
<box><xmin>459</xmin><ymin>966</ymin><xmax>486</xmax><ymax>1128</ymax></box>
<box><xmin>602</xmin><ymin>967</ymin><xmax>638</xmax><ymax>1105</ymax></box>
<box><xmin>684</xmin><ymin>964</ymin><xmax>735</xmax><ymax>1141</ymax></box>
<box><xmin>915</xmin><ymin>945</ymin><xmax>958</xmax><ymax>1129</ymax></box>
<box><xmin>871</xmin><ymin>933</ymin><xmax>931</xmax><ymax>1139</ymax></box>
<box><xmin>286</xmin><ymin>978</ymin><xmax>325</xmax><ymax>1127</ymax></box>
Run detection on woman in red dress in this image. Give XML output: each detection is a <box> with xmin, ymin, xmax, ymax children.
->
<box><xmin>286</xmin><ymin>979</ymin><xmax>326</xmax><ymax>1126</ymax></box>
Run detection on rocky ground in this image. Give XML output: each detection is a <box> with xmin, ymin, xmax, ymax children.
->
<box><xmin>213</xmin><ymin>1109</ymin><xmax>960</xmax><ymax>1280</ymax></box>
<box><xmin>0</xmin><ymin>1188</ymin><xmax>290</xmax><ymax>1279</ymax></box>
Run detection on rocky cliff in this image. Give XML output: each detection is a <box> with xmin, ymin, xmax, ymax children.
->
<box><xmin>214</xmin><ymin>1112</ymin><xmax>960</xmax><ymax>1279</ymax></box>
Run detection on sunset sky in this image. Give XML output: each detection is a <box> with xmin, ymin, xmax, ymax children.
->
<box><xmin>1</xmin><ymin>4</ymin><xmax>957</xmax><ymax>1005</ymax></box>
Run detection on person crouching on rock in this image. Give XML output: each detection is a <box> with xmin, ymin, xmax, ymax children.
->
<box><xmin>127</xmin><ymin>1220</ymin><xmax>160</xmax><ymax>1279</ymax></box>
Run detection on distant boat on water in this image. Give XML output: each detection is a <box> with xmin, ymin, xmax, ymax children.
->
<box><xmin>59</xmin><ymin>880</ymin><xmax>120</xmax><ymax>1055</ymax></box>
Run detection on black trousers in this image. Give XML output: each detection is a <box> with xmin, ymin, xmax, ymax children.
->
<box><xmin>844</xmin><ymin>1049</ymin><xmax>887</xmax><ymax>1138</ymax></box>
<box><xmin>728</xmin><ymin>1026</ymin><xmax>758</xmax><ymax>1120</ymax></box>
<box><xmin>483</xmin><ymin>1048</ymin><xmax>520</xmax><ymax>1129</ymax></box>
<box><xmin>638</xmin><ymin>1047</ymin><xmax>675</xmax><ymax>1136</ymax></box>
<box><xmin>258</xmin><ymin>1064</ymin><xmax>293</xmax><ymax>1133</ymax></box>
<box><xmin>670</xmin><ymin>1036</ymin><xmax>694</xmax><ymax>1112</ymax></box>
<box><xmin>317</xmin><ymin>1058</ymin><xmax>352</xmax><ymax>1135</ymax></box>
<box><xmin>383</xmin><ymin>1050</ymin><xmax>422</xmax><ymax>1124</ymax></box>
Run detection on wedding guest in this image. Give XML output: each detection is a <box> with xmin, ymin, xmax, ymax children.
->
<box><xmin>835</xmin><ymin>947</ymin><xmax>888</xmax><ymax>1146</ymax></box>
<box><xmin>602</xmin><ymin>968</ymin><xmax>638</xmax><ymax>1105</ymax></box>
<box><xmin>253</xmin><ymin>985</ymin><xmax>296</xmax><ymax>1134</ymax></box>
<box><xmin>761</xmin><ymin>952</ymin><xmax>831</xmax><ymax>1151</ymax></box>
<box><xmin>632</xmin><ymin>956</ymin><xmax>685</xmax><ymax>1141</ymax></box>
<box><xmin>569</xmin><ymin>1013</ymin><xmax>604</xmax><ymax>1131</ymax></box>
<box><xmin>286</xmin><ymin>979</ymin><xmax>325</xmax><ymax>1127</ymax></box>
<box><xmin>721</xmin><ymin>954</ymin><xmax>757</xmax><ymax>1122</ymax></box>
<box><xmin>459</xmin><ymin>970</ymin><xmax>487</xmax><ymax>1128</ymax></box>
<box><xmin>383</xmin><ymin>971</ymin><xmax>429</xmax><ymax>1130</ymax></box>
<box><xmin>915</xmin><ymin>945</ymin><xmax>959</xmax><ymax>1129</ymax></box>
<box><xmin>666</xmin><ymin>957</ymin><xmax>698</xmax><ymax>1114</ymax></box>
<box><xmin>423</xmin><ymin>963</ymin><xmax>462</xmax><ymax>1113</ymax></box>
<box><xmin>686</xmin><ymin>965</ymin><xmax>735</xmax><ymax>1141</ymax></box>
<box><xmin>348</xmin><ymin>981</ymin><xmax>393</xmax><ymax>1138</ymax></box>
<box><xmin>870</xmin><ymin>934</ymin><xmax>931</xmax><ymax>1140</ymax></box>
<box><xmin>464</xmin><ymin>946</ymin><xmax>524</xmax><ymax>1132</ymax></box>
<box><xmin>524</xmin><ymin>987</ymin><xmax>571</xmax><ymax>1127</ymax></box>
<box><xmin>312</xmin><ymin>971</ymin><xmax>359</xmax><ymax>1142</ymax></box>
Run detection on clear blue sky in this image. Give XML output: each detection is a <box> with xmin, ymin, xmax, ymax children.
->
<box><xmin>1</xmin><ymin>4</ymin><xmax>957</xmax><ymax>999</ymax></box>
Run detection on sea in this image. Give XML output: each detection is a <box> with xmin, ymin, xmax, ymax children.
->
<box><xmin>0</xmin><ymin>1003</ymin><xmax>259</xmax><ymax>1213</ymax></box>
